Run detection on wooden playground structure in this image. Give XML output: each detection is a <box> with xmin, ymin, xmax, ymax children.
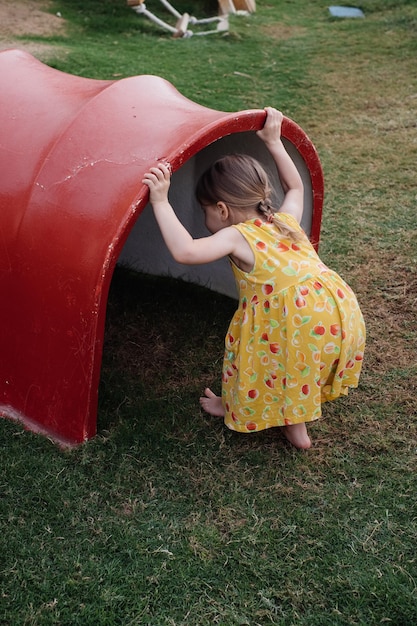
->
<box><xmin>127</xmin><ymin>0</ymin><xmax>256</xmax><ymax>37</ymax></box>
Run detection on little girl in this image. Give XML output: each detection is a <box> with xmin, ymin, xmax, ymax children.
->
<box><xmin>142</xmin><ymin>107</ymin><xmax>365</xmax><ymax>449</ymax></box>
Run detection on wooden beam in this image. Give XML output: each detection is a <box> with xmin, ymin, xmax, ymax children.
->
<box><xmin>173</xmin><ymin>12</ymin><xmax>190</xmax><ymax>38</ymax></box>
<box><xmin>233</xmin><ymin>0</ymin><xmax>256</xmax><ymax>12</ymax></box>
<box><xmin>218</xmin><ymin>0</ymin><xmax>236</xmax><ymax>15</ymax></box>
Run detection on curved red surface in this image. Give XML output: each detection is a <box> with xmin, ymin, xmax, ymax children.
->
<box><xmin>0</xmin><ymin>49</ymin><xmax>324</xmax><ymax>444</ymax></box>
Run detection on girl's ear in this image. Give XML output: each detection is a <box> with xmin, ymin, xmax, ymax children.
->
<box><xmin>216</xmin><ymin>201</ymin><xmax>230</xmax><ymax>221</ymax></box>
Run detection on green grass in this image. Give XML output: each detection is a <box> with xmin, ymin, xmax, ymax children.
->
<box><xmin>1</xmin><ymin>0</ymin><xmax>417</xmax><ymax>624</ymax></box>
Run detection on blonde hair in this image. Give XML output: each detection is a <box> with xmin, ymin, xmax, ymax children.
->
<box><xmin>195</xmin><ymin>154</ymin><xmax>304</xmax><ymax>242</ymax></box>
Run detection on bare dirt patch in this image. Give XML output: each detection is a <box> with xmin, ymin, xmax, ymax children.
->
<box><xmin>0</xmin><ymin>0</ymin><xmax>66</xmax><ymax>58</ymax></box>
<box><xmin>260</xmin><ymin>23</ymin><xmax>306</xmax><ymax>41</ymax></box>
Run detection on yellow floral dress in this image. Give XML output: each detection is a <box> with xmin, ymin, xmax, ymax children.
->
<box><xmin>222</xmin><ymin>213</ymin><xmax>366</xmax><ymax>433</ymax></box>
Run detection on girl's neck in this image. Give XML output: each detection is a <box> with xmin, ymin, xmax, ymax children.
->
<box><xmin>229</xmin><ymin>207</ymin><xmax>259</xmax><ymax>225</ymax></box>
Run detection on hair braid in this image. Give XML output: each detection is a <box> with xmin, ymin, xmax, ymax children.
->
<box><xmin>257</xmin><ymin>198</ymin><xmax>275</xmax><ymax>222</ymax></box>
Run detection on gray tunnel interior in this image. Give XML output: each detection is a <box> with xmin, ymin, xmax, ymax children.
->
<box><xmin>118</xmin><ymin>131</ymin><xmax>312</xmax><ymax>299</ymax></box>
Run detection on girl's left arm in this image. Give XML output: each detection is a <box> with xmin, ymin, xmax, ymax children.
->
<box><xmin>257</xmin><ymin>107</ymin><xmax>304</xmax><ymax>224</ymax></box>
<box><xmin>142</xmin><ymin>163</ymin><xmax>239</xmax><ymax>265</ymax></box>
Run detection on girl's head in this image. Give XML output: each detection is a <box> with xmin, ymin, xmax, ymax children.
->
<box><xmin>196</xmin><ymin>154</ymin><xmax>304</xmax><ymax>241</ymax></box>
<box><xmin>196</xmin><ymin>154</ymin><xmax>274</xmax><ymax>219</ymax></box>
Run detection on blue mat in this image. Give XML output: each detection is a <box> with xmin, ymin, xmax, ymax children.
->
<box><xmin>329</xmin><ymin>6</ymin><xmax>365</xmax><ymax>18</ymax></box>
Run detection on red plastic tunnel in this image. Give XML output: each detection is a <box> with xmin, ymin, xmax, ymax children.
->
<box><xmin>0</xmin><ymin>49</ymin><xmax>324</xmax><ymax>445</ymax></box>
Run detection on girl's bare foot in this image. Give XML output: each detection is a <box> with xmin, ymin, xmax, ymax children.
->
<box><xmin>199</xmin><ymin>388</ymin><xmax>224</xmax><ymax>417</ymax></box>
<box><xmin>282</xmin><ymin>423</ymin><xmax>312</xmax><ymax>450</ymax></box>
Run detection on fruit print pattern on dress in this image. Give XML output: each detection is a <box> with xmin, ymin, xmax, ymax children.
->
<box><xmin>221</xmin><ymin>213</ymin><xmax>366</xmax><ymax>433</ymax></box>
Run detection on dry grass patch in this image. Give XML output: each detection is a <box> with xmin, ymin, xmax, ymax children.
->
<box><xmin>260</xmin><ymin>23</ymin><xmax>306</xmax><ymax>41</ymax></box>
<box><xmin>0</xmin><ymin>0</ymin><xmax>67</xmax><ymax>57</ymax></box>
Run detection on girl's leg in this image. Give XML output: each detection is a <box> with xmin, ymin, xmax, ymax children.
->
<box><xmin>199</xmin><ymin>388</ymin><xmax>224</xmax><ymax>417</ymax></box>
<box><xmin>282</xmin><ymin>422</ymin><xmax>312</xmax><ymax>449</ymax></box>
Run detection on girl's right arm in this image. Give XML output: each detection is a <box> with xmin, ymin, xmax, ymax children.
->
<box><xmin>256</xmin><ymin>107</ymin><xmax>304</xmax><ymax>224</ymax></box>
<box><xmin>142</xmin><ymin>163</ymin><xmax>244</xmax><ymax>266</ymax></box>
